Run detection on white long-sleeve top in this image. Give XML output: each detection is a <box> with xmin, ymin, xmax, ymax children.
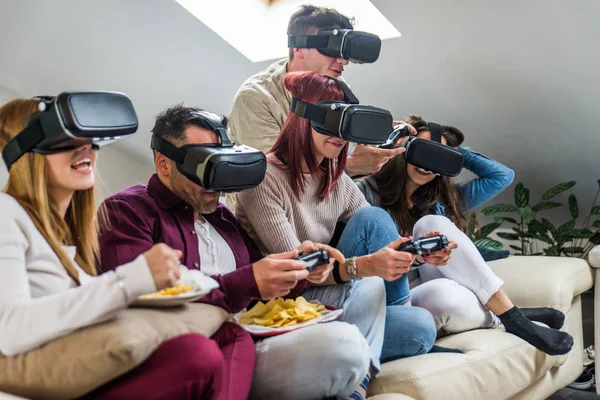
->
<box><xmin>0</xmin><ymin>192</ymin><xmax>157</xmax><ymax>357</ymax></box>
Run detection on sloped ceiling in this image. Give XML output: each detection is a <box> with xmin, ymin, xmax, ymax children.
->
<box><xmin>1</xmin><ymin>0</ymin><xmax>599</xmax><ymax>218</ymax></box>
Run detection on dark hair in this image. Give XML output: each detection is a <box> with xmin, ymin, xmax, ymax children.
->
<box><xmin>365</xmin><ymin>115</ymin><xmax>469</xmax><ymax>236</ymax></box>
<box><xmin>151</xmin><ymin>104</ymin><xmax>227</xmax><ymax>150</ymax></box>
<box><xmin>270</xmin><ymin>71</ymin><xmax>347</xmax><ymax>201</ymax></box>
<box><xmin>287</xmin><ymin>5</ymin><xmax>354</xmax><ymax>59</ymax></box>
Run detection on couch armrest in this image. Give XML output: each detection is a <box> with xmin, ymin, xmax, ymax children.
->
<box><xmin>589</xmin><ymin>245</ymin><xmax>600</xmax><ymax>268</ymax></box>
<box><xmin>487</xmin><ymin>256</ymin><xmax>593</xmax><ymax>312</ymax></box>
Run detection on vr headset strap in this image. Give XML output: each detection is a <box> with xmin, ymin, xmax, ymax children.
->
<box><xmin>334</xmin><ymin>80</ymin><xmax>359</xmax><ymax>104</ymax></box>
<box><xmin>288</xmin><ymin>35</ymin><xmax>330</xmax><ymax>49</ymax></box>
<box><xmin>192</xmin><ymin>111</ymin><xmax>233</xmax><ymax>148</ymax></box>
<box><xmin>150</xmin><ymin>135</ymin><xmax>186</xmax><ymax>164</ymax></box>
<box><xmin>428</xmin><ymin>122</ymin><xmax>443</xmax><ymax>143</ymax></box>
<box><xmin>2</xmin><ymin>120</ymin><xmax>46</xmax><ymax>170</ymax></box>
<box><xmin>289</xmin><ymin>98</ymin><xmax>328</xmax><ymax>125</ymax></box>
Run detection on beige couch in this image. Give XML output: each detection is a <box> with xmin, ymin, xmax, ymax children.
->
<box><xmin>367</xmin><ymin>255</ymin><xmax>593</xmax><ymax>400</ymax></box>
<box><xmin>1</xmin><ymin>256</ymin><xmax>592</xmax><ymax>400</ymax></box>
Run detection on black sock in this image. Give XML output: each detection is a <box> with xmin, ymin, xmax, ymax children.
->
<box><xmin>428</xmin><ymin>345</ymin><xmax>463</xmax><ymax>354</ymax></box>
<box><xmin>520</xmin><ymin>307</ymin><xmax>565</xmax><ymax>330</ymax></box>
<box><xmin>498</xmin><ymin>306</ymin><xmax>573</xmax><ymax>356</ymax></box>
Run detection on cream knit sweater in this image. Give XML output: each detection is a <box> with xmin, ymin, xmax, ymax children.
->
<box><xmin>236</xmin><ymin>158</ymin><xmax>369</xmax><ymax>255</ymax></box>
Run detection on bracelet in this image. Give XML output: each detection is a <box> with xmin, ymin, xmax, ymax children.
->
<box><xmin>345</xmin><ymin>256</ymin><xmax>360</xmax><ymax>280</ymax></box>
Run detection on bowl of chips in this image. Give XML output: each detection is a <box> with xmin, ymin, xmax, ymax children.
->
<box><xmin>237</xmin><ymin>296</ymin><xmax>343</xmax><ymax>336</ymax></box>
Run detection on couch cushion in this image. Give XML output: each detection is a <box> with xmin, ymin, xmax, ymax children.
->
<box><xmin>369</xmin><ymin>328</ymin><xmax>566</xmax><ymax>399</ymax></box>
<box><xmin>0</xmin><ymin>303</ymin><xmax>229</xmax><ymax>400</ymax></box>
<box><xmin>488</xmin><ymin>256</ymin><xmax>592</xmax><ymax>312</ymax></box>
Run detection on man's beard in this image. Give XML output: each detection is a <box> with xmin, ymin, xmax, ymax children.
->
<box><xmin>170</xmin><ymin>175</ymin><xmax>219</xmax><ymax>215</ymax></box>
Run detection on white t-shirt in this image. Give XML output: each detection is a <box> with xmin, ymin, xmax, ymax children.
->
<box><xmin>195</xmin><ymin>218</ymin><xmax>237</xmax><ymax>276</ymax></box>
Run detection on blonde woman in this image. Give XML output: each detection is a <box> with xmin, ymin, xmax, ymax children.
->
<box><xmin>0</xmin><ymin>98</ymin><xmax>255</xmax><ymax>400</ymax></box>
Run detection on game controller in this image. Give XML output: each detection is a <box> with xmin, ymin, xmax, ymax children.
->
<box><xmin>296</xmin><ymin>249</ymin><xmax>330</xmax><ymax>271</ymax></box>
<box><xmin>397</xmin><ymin>235</ymin><xmax>449</xmax><ymax>255</ymax></box>
<box><xmin>377</xmin><ymin>124</ymin><xmax>410</xmax><ymax>149</ymax></box>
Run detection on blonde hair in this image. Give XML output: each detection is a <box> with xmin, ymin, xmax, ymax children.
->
<box><xmin>0</xmin><ymin>99</ymin><xmax>98</xmax><ymax>283</ymax></box>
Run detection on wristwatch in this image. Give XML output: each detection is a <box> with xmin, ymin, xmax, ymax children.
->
<box><xmin>345</xmin><ymin>256</ymin><xmax>360</xmax><ymax>280</ymax></box>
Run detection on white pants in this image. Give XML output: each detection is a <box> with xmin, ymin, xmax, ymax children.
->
<box><xmin>250</xmin><ymin>321</ymin><xmax>370</xmax><ymax>400</ymax></box>
<box><xmin>410</xmin><ymin>215</ymin><xmax>504</xmax><ymax>334</ymax></box>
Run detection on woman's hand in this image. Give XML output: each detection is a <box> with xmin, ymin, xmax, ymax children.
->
<box><xmin>143</xmin><ymin>243</ymin><xmax>183</xmax><ymax>290</ymax></box>
<box><xmin>358</xmin><ymin>237</ymin><xmax>415</xmax><ymax>281</ymax></box>
<box><xmin>420</xmin><ymin>231</ymin><xmax>458</xmax><ymax>266</ymax></box>
<box><xmin>297</xmin><ymin>241</ymin><xmax>344</xmax><ymax>284</ymax></box>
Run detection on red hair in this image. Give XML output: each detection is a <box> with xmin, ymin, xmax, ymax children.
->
<box><xmin>269</xmin><ymin>71</ymin><xmax>348</xmax><ymax>201</ymax></box>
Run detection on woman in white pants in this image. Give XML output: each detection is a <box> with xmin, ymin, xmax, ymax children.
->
<box><xmin>357</xmin><ymin>115</ymin><xmax>573</xmax><ymax>356</ymax></box>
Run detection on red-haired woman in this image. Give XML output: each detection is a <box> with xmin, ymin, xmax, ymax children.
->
<box><xmin>236</xmin><ymin>71</ymin><xmax>440</xmax><ymax>400</ymax></box>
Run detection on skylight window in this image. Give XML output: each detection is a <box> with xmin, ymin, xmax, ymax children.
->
<box><xmin>174</xmin><ymin>0</ymin><xmax>401</xmax><ymax>62</ymax></box>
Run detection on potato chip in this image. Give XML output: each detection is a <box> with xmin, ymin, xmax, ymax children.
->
<box><xmin>140</xmin><ymin>283</ymin><xmax>196</xmax><ymax>299</ymax></box>
<box><xmin>239</xmin><ymin>296</ymin><xmax>325</xmax><ymax>328</ymax></box>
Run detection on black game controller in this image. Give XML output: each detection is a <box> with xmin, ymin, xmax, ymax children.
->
<box><xmin>296</xmin><ymin>249</ymin><xmax>329</xmax><ymax>271</ymax></box>
<box><xmin>397</xmin><ymin>235</ymin><xmax>449</xmax><ymax>255</ymax></box>
<box><xmin>377</xmin><ymin>124</ymin><xmax>410</xmax><ymax>149</ymax></box>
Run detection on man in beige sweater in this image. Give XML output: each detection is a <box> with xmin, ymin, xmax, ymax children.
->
<box><xmin>228</xmin><ymin>5</ymin><xmax>405</xmax><ymax>178</ymax></box>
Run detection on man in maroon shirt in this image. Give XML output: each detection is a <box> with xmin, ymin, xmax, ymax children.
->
<box><xmin>98</xmin><ymin>105</ymin><xmax>372</xmax><ymax>400</ymax></box>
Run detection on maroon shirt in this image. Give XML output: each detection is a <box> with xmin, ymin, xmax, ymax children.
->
<box><xmin>99</xmin><ymin>174</ymin><xmax>269</xmax><ymax>313</ymax></box>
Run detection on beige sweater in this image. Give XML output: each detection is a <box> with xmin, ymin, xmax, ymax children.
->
<box><xmin>236</xmin><ymin>158</ymin><xmax>369</xmax><ymax>255</ymax></box>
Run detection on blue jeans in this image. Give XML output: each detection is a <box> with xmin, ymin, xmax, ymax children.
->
<box><xmin>339</xmin><ymin>207</ymin><xmax>435</xmax><ymax>361</ymax></box>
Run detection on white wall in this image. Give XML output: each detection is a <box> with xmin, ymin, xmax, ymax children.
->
<box><xmin>0</xmin><ymin>86</ymin><xmax>154</xmax><ymax>197</ymax></box>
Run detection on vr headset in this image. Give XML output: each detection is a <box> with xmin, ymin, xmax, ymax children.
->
<box><xmin>289</xmin><ymin>78</ymin><xmax>393</xmax><ymax>145</ymax></box>
<box><xmin>2</xmin><ymin>92</ymin><xmax>138</xmax><ymax>170</ymax></box>
<box><xmin>150</xmin><ymin>111</ymin><xmax>266</xmax><ymax>192</ymax></box>
<box><xmin>288</xmin><ymin>28</ymin><xmax>381</xmax><ymax>64</ymax></box>
<box><xmin>402</xmin><ymin>122</ymin><xmax>464</xmax><ymax>177</ymax></box>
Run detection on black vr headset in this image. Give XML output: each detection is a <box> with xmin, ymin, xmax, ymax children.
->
<box><xmin>150</xmin><ymin>111</ymin><xmax>266</xmax><ymax>193</ymax></box>
<box><xmin>390</xmin><ymin>122</ymin><xmax>465</xmax><ymax>177</ymax></box>
<box><xmin>288</xmin><ymin>28</ymin><xmax>381</xmax><ymax>64</ymax></box>
<box><xmin>289</xmin><ymin>78</ymin><xmax>393</xmax><ymax>145</ymax></box>
<box><xmin>2</xmin><ymin>92</ymin><xmax>138</xmax><ymax>170</ymax></box>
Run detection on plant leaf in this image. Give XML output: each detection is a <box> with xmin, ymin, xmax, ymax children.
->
<box><xmin>528</xmin><ymin>219</ymin><xmax>547</xmax><ymax>235</ymax></box>
<box><xmin>495</xmin><ymin>216</ymin><xmax>518</xmax><ymax>224</ymax></box>
<box><xmin>543</xmin><ymin>246</ymin><xmax>559</xmax><ymax>256</ymax></box>
<box><xmin>473</xmin><ymin>238</ymin><xmax>504</xmax><ymax>251</ymax></box>
<box><xmin>568</xmin><ymin>195</ymin><xmax>579</xmax><ymax>219</ymax></box>
<box><xmin>518</xmin><ymin>206</ymin><xmax>534</xmax><ymax>223</ymax></box>
<box><xmin>497</xmin><ymin>232</ymin><xmax>520</xmax><ymax>241</ymax></box>
<box><xmin>556</xmin><ymin>220</ymin><xmax>576</xmax><ymax>237</ymax></box>
<box><xmin>562</xmin><ymin>246</ymin><xmax>585</xmax><ymax>254</ymax></box>
<box><xmin>510</xmin><ymin>245</ymin><xmax>523</xmax><ymax>252</ymax></box>
<box><xmin>541</xmin><ymin>181</ymin><xmax>576</xmax><ymax>200</ymax></box>
<box><xmin>534</xmin><ymin>232</ymin><xmax>554</xmax><ymax>244</ymax></box>
<box><xmin>532</xmin><ymin>202</ymin><xmax>562</xmax><ymax>212</ymax></box>
<box><xmin>591</xmin><ymin>206</ymin><xmax>600</xmax><ymax>215</ymax></box>
<box><xmin>481</xmin><ymin>204</ymin><xmax>518</xmax><ymax>216</ymax></box>
<box><xmin>592</xmin><ymin>220</ymin><xmax>600</xmax><ymax>229</ymax></box>
<box><xmin>514</xmin><ymin>183</ymin><xmax>529</xmax><ymax>208</ymax></box>
<box><xmin>567</xmin><ymin>229</ymin><xmax>594</xmax><ymax>239</ymax></box>
<box><xmin>541</xmin><ymin>218</ymin><xmax>557</xmax><ymax>235</ymax></box>
<box><xmin>477</xmin><ymin>223</ymin><xmax>501</xmax><ymax>239</ymax></box>
<box><xmin>531</xmin><ymin>252</ymin><xmax>544</xmax><ymax>256</ymax></box>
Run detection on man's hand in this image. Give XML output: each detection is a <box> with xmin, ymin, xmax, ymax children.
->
<box><xmin>346</xmin><ymin>145</ymin><xmax>405</xmax><ymax>177</ymax></box>
<box><xmin>419</xmin><ymin>231</ymin><xmax>459</xmax><ymax>267</ymax></box>
<box><xmin>357</xmin><ymin>237</ymin><xmax>416</xmax><ymax>281</ymax></box>
<box><xmin>297</xmin><ymin>241</ymin><xmax>345</xmax><ymax>285</ymax></box>
<box><xmin>252</xmin><ymin>249</ymin><xmax>309</xmax><ymax>299</ymax></box>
